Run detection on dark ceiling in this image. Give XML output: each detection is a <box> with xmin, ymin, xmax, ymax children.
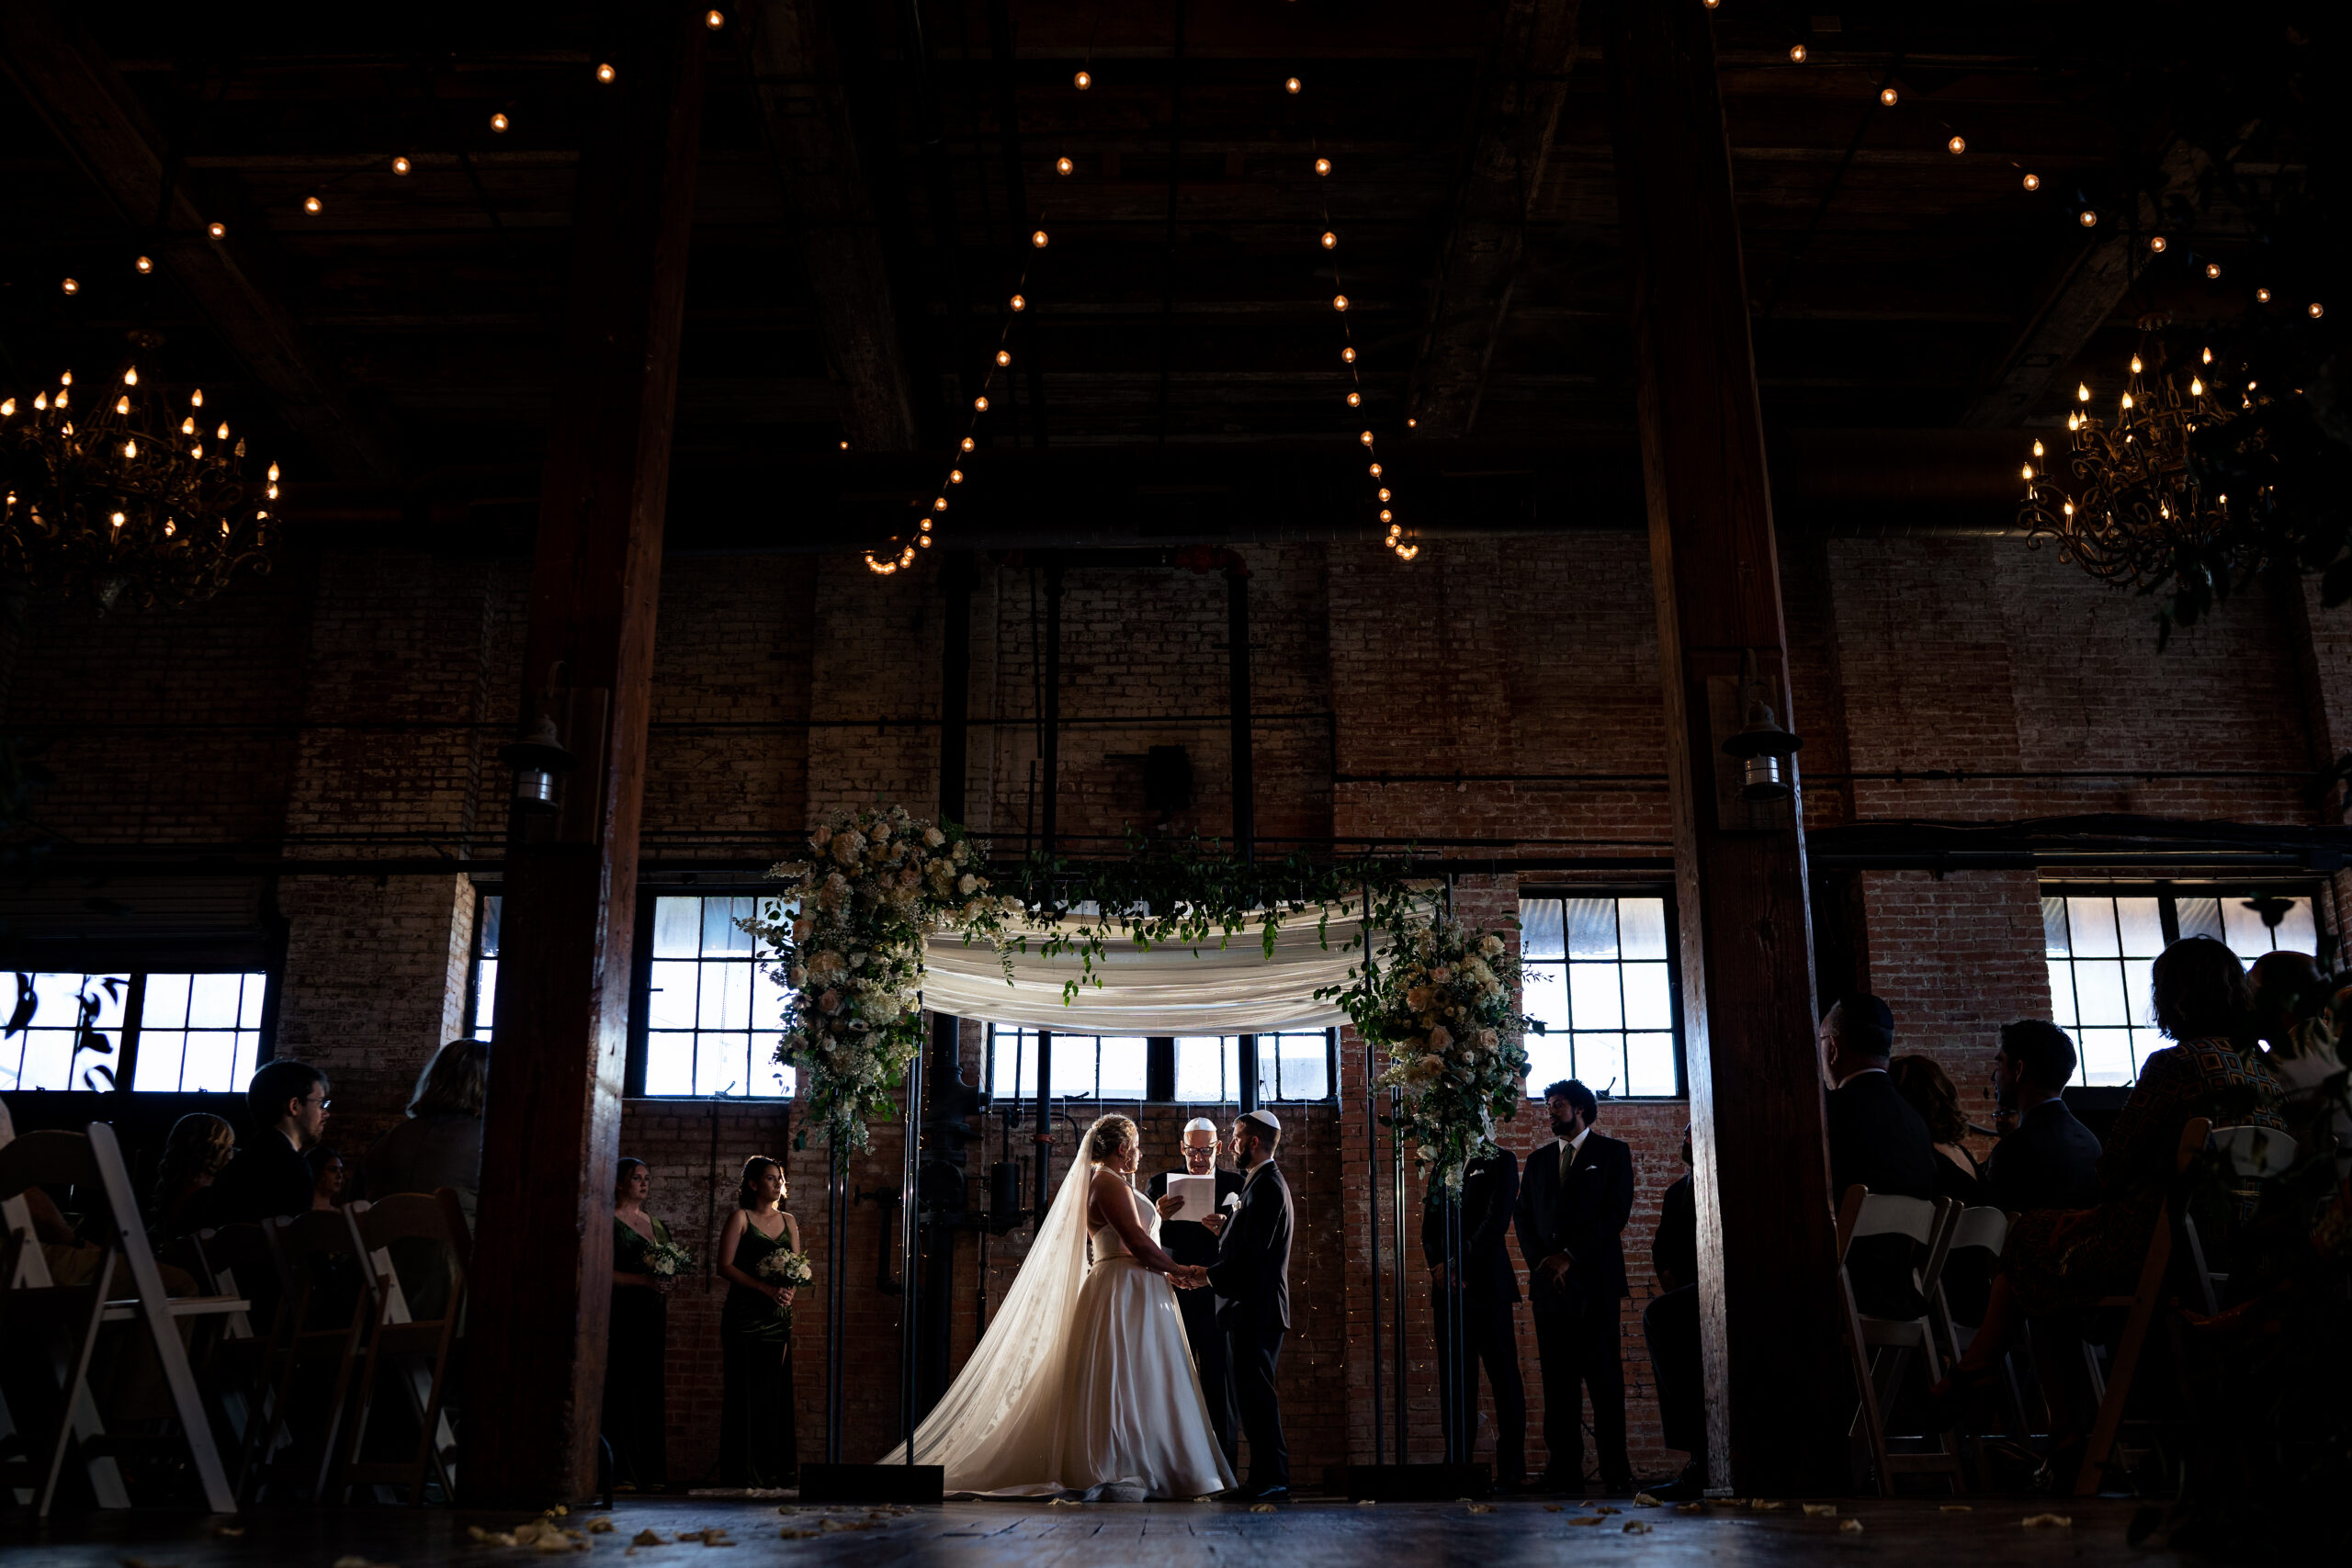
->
<box><xmin>0</xmin><ymin>1</ymin><xmax>2289</xmax><ymax>547</ymax></box>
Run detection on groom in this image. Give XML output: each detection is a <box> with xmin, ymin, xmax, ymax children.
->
<box><xmin>1203</xmin><ymin>1108</ymin><xmax>1292</xmax><ymax>1500</ymax></box>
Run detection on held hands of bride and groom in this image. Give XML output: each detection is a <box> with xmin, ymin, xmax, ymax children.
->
<box><xmin>1089</xmin><ymin>1145</ymin><xmax>1214</xmax><ymax>1291</ymax></box>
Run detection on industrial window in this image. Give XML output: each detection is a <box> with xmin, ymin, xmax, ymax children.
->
<box><xmin>2043</xmin><ymin>886</ymin><xmax>2323</xmax><ymax>1086</ymax></box>
<box><xmin>1518</xmin><ymin>893</ymin><xmax>1684</xmax><ymax>1099</ymax></box>
<box><xmin>986</xmin><ymin>1026</ymin><xmax>1337</xmax><ymax>1105</ymax></box>
<box><xmin>2</xmin><ymin>970</ymin><xmax>270</xmax><ymax>1094</ymax></box>
<box><xmin>469</xmin><ymin>889</ymin><xmax>798</xmax><ymax>1098</ymax></box>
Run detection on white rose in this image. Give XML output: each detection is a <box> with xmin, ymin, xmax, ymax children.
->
<box><xmin>831</xmin><ymin>831</ymin><xmax>865</xmax><ymax>866</ymax></box>
<box><xmin>924</xmin><ymin>827</ymin><xmax>945</xmax><ymax>848</ymax></box>
<box><xmin>1480</xmin><ymin>934</ymin><xmax>1504</xmax><ymax>957</ymax></box>
<box><xmin>959</xmin><ymin>874</ymin><xmax>978</xmax><ymax>895</ymax></box>
<box><xmin>1428</xmin><ymin>1024</ymin><xmax>1453</xmax><ymax>1051</ymax></box>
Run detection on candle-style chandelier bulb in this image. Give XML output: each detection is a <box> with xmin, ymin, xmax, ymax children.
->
<box><xmin>116</xmin><ymin>396</ymin><xmax>130</xmax><ymax>415</ymax></box>
<box><xmin>217</xmin><ymin>422</ymin><xmax>229</xmax><ymax>440</ymax></box>
<box><xmin>267</xmin><ymin>462</ymin><xmax>280</xmax><ymax>483</ymax></box>
<box><xmin>123</xmin><ymin>367</ymin><xmax>138</xmax><ymax>385</ymax></box>
<box><xmin>191</xmin><ymin>389</ymin><xmax>203</xmax><ymax>407</ymax></box>
<box><xmin>181</xmin><ymin>416</ymin><xmax>195</xmax><ymax>434</ymax></box>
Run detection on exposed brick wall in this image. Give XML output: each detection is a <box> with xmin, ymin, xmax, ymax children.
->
<box><xmin>1</xmin><ymin>525</ymin><xmax>2334</xmax><ymax>1495</ymax></box>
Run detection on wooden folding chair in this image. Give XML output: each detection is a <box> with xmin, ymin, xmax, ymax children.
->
<box><xmin>2179</xmin><ymin>1126</ymin><xmax>2299</xmax><ymax>1314</ymax></box>
<box><xmin>2072</xmin><ymin>1117</ymin><xmax>2211</xmax><ymax>1496</ymax></box>
<box><xmin>1835</xmin><ymin>1185</ymin><xmax>1967</xmax><ymax>1495</ymax></box>
<box><xmin>1928</xmin><ymin>1204</ymin><xmax>2035</xmax><ymax>1469</ymax></box>
<box><xmin>334</xmin><ymin>1190</ymin><xmax>470</xmax><ymax>1504</ymax></box>
<box><xmin>187</xmin><ymin>1223</ymin><xmax>293</xmax><ymax>1493</ymax></box>
<box><xmin>0</xmin><ymin>1123</ymin><xmax>243</xmax><ymax>1515</ymax></box>
<box><xmin>243</xmin><ymin>1208</ymin><xmax>373</xmax><ymax>1503</ymax></box>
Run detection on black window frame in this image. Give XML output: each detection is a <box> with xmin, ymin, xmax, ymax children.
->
<box><xmin>1516</xmin><ymin>884</ymin><xmax>1689</xmax><ymax>1101</ymax></box>
<box><xmin>983</xmin><ymin>1024</ymin><xmax>1340</xmax><ymax>1107</ymax></box>
<box><xmin>0</xmin><ymin>964</ymin><xmax>282</xmax><ymax>1097</ymax></box>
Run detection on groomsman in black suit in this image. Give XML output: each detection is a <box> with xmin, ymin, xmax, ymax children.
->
<box><xmin>1512</xmin><ymin>1078</ymin><xmax>1636</xmax><ymax>1494</ymax></box>
<box><xmin>1422</xmin><ymin>1145</ymin><xmax>1526</xmax><ymax>1488</ymax></box>
<box><xmin>1149</xmin><ymin>1117</ymin><xmax>1248</xmax><ymax>1468</ymax></box>
<box><xmin>1204</xmin><ymin>1108</ymin><xmax>1293</xmax><ymax>1500</ymax></box>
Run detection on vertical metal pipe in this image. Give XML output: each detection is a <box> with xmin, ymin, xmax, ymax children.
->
<box><xmin>899</xmin><ymin>1027</ymin><xmax>924</xmax><ymax>1461</ymax></box>
<box><xmin>1391</xmin><ymin>1084</ymin><xmax>1407</xmax><ymax>1462</ymax></box>
<box><xmin>1227</xmin><ymin>568</ymin><xmax>1253</xmax><ymax>862</ymax></box>
<box><xmin>1364</xmin><ymin>1021</ymin><xmax>1384</xmax><ymax>1465</ymax></box>
<box><xmin>1034</xmin><ymin>1030</ymin><xmax>1056</xmax><ymax>1222</ymax></box>
<box><xmin>826</xmin><ymin>1143</ymin><xmax>845</xmax><ymax>1462</ymax></box>
<box><xmin>1237</xmin><ymin>1033</ymin><xmax>1260</xmax><ymax>1114</ymax></box>
<box><xmin>1040</xmin><ymin>566</ymin><xmax>1062</xmax><ymax>856</ymax></box>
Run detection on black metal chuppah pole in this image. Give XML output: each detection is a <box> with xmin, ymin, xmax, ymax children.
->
<box><xmin>899</xmin><ymin>1015</ymin><xmax>924</xmax><ymax>1462</ymax></box>
<box><xmin>1363</xmin><ymin>886</ymin><xmax>1385</xmax><ymax>1466</ymax></box>
<box><xmin>826</xmin><ymin>1143</ymin><xmax>846</xmax><ymax>1463</ymax></box>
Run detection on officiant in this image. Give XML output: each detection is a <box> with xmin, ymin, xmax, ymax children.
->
<box><xmin>1150</xmin><ymin>1116</ymin><xmax>1245</xmax><ymax>1467</ymax></box>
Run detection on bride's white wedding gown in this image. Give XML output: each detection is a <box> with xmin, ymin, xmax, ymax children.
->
<box><xmin>884</xmin><ymin>1157</ymin><xmax>1235</xmax><ymax>1500</ymax></box>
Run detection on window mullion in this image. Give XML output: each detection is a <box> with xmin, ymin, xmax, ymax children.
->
<box><xmin>119</xmin><ymin>971</ymin><xmax>147</xmax><ymax>1094</ymax></box>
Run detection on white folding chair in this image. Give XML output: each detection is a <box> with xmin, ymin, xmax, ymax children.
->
<box><xmin>0</xmin><ymin>1123</ymin><xmax>243</xmax><ymax>1514</ymax></box>
<box><xmin>1928</xmin><ymin>1205</ymin><xmax>2033</xmax><ymax>1456</ymax></box>
<box><xmin>1835</xmin><ymin>1185</ymin><xmax>1967</xmax><ymax>1495</ymax></box>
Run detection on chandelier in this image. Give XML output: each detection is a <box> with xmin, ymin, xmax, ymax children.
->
<box><xmin>0</xmin><ymin>339</ymin><xmax>280</xmax><ymax>613</ymax></box>
<box><xmin>2016</xmin><ymin>323</ymin><xmax>2265</xmax><ymax>590</ymax></box>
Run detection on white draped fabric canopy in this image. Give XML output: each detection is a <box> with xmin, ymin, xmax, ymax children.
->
<box><xmin>920</xmin><ymin>908</ymin><xmax>1382</xmax><ymax>1033</ymax></box>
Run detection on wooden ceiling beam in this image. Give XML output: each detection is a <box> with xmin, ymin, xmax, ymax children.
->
<box><xmin>1401</xmin><ymin>0</ymin><xmax>1579</xmax><ymax>438</ymax></box>
<box><xmin>746</xmin><ymin>0</ymin><xmax>921</xmax><ymax>449</ymax></box>
<box><xmin>1960</xmin><ymin>137</ymin><xmax>2211</xmax><ymax>429</ymax></box>
<box><xmin>0</xmin><ymin>5</ymin><xmax>407</xmax><ymax>483</ymax></box>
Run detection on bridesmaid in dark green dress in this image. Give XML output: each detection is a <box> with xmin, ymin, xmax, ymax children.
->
<box><xmin>717</xmin><ymin>1155</ymin><xmax>801</xmax><ymax>1487</ymax></box>
<box><xmin>605</xmin><ymin>1158</ymin><xmax>673</xmax><ymax>1491</ymax></box>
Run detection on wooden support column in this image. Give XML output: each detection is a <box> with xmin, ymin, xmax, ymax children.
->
<box><xmin>466</xmin><ymin>4</ymin><xmax>706</xmax><ymax>1507</ymax></box>
<box><xmin>1605</xmin><ymin>1</ymin><xmax>1848</xmax><ymax>1495</ymax></box>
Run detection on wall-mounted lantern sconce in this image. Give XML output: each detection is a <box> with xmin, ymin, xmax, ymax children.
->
<box><xmin>1721</xmin><ymin>649</ymin><xmax>1803</xmax><ymax>804</ymax></box>
<box><xmin>500</xmin><ymin>714</ymin><xmax>576</xmax><ymax>813</ymax></box>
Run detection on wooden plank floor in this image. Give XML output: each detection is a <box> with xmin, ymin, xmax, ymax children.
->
<box><xmin>7</xmin><ymin>1495</ymin><xmax>2191</xmax><ymax>1567</ymax></box>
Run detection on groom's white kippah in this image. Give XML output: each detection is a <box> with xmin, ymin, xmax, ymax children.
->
<box><xmin>1241</xmin><ymin>1108</ymin><xmax>1281</xmax><ymax>1134</ymax></box>
<box><xmin>1183</xmin><ymin>1116</ymin><xmax>1219</xmax><ymax>1134</ymax></box>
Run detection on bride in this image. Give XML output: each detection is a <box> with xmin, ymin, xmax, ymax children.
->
<box><xmin>884</xmin><ymin>1114</ymin><xmax>1236</xmax><ymax>1499</ymax></box>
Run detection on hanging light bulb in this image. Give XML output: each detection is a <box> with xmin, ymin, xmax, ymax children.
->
<box><xmin>1340</xmin><ymin>346</ymin><xmax>1356</xmax><ymax>364</ymax></box>
<box><xmin>2205</xmin><ymin>262</ymin><xmax>2221</xmax><ymax>279</ymax></box>
<box><xmin>1378</xmin><ymin>488</ymin><xmax>1391</xmax><ymax>502</ymax></box>
<box><xmin>707</xmin><ymin>8</ymin><xmax>727</xmax><ymax>28</ymax></box>
<box><xmin>961</xmin><ymin>436</ymin><xmax>976</xmax><ymax>452</ymax></box>
<box><xmin>974</xmin><ymin>396</ymin><xmax>989</xmax><ymax>412</ymax></box>
<box><xmin>2148</xmin><ymin>235</ymin><xmax>2166</xmax><ymax>253</ymax></box>
<box><xmin>2312</xmin><ymin>302</ymin><xmax>2326</xmax><ymax>319</ymax></box>
<box><xmin>1346</xmin><ymin>391</ymin><xmax>1362</xmax><ymax>407</ymax></box>
<box><xmin>208</xmin><ymin>220</ymin><xmax>226</xmax><ymax>239</ymax></box>
<box><xmin>1947</xmin><ymin>135</ymin><xmax>1966</xmax><ymax>154</ymax></box>
<box><xmin>1314</xmin><ymin>157</ymin><xmax>1331</xmax><ymax>175</ymax></box>
<box><xmin>1368</xmin><ymin>463</ymin><xmax>1382</xmax><ymax>477</ymax></box>
<box><xmin>1010</xmin><ymin>293</ymin><xmax>1027</xmax><ymax>311</ymax></box>
<box><xmin>1789</xmin><ymin>43</ymin><xmax>1807</xmax><ymax>62</ymax></box>
<box><xmin>1332</xmin><ymin>294</ymin><xmax>1349</xmax><ymax>311</ymax></box>
<box><xmin>1358</xmin><ymin>430</ymin><xmax>1374</xmax><ymax>446</ymax></box>
<box><xmin>1285</xmin><ymin>77</ymin><xmax>1301</xmax><ymax>94</ymax></box>
<box><xmin>596</xmin><ymin>62</ymin><xmax>616</xmax><ymax>83</ymax></box>
<box><xmin>61</xmin><ymin>277</ymin><xmax>78</xmax><ymax>294</ymax></box>
<box><xmin>1057</xmin><ymin>156</ymin><xmax>1073</xmax><ymax>175</ymax></box>
<box><xmin>2020</xmin><ymin>172</ymin><xmax>2039</xmax><ymax>191</ymax></box>
<box><xmin>135</xmin><ymin>254</ymin><xmax>153</xmax><ymax>273</ymax></box>
<box><xmin>2078</xmin><ymin>209</ymin><xmax>2098</xmax><ymax>227</ymax></box>
<box><xmin>996</xmin><ymin>349</ymin><xmax>1012</xmax><ymax>366</ymax></box>
<box><xmin>933</xmin><ymin>497</ymin><xmax>948</xmax><ymax>513</ymax></box>
<box><xmin>490</xmin><ymin>112</ymin><xmax>510</xmax><ymax>132</ymax></box>
<box><xmin>1881</xmin><ymin>86</ymin><xmax>1899</xmax><ymax>107</ymax></box>
<box><xmin>949</xmin><ymin>468</ymin><xmax>965</xmax><ymax>484</ymax></box>
<box><xmin>392</xmin><ymin>155</ymin><xmax>413</xmax><ymax>175</ymax></box>
<box><xmin>2256</xmin><ymin>288</ymin><xmax>2271</xmax><ymax>303</ymax></box>
<box><xmin>1031</xmin><ymin>229</ymin><xmax>1048</xmax><ymax>248</ymax></box>
<box><xmin>1320</xmin><ymin>231</ymin><xmax>1337</xmax><ymax>249</ymax></box>
<box><xmin>304</xmin><ymin>195</ymin><xmax>322</xmax><ymax>213</ymax></box>
<box><xmin>1074</xmin><ymin>70</ymin><xmax>1091</xmax><ymax>90</ymax></box>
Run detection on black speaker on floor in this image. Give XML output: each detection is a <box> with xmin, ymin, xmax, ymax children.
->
<box><xmin>1339</xmin><ymin>1462</ymin><xmax>1490</xmax><ymax>1501</ymax></box>
<box><xmin>797</xmin><ymin>1463</ymin><xmax>944</xmax><ymax>1505</ymax></box>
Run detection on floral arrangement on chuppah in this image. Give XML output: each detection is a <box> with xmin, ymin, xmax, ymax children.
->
<box><xmin>744</xmin><ymin>805</ymin><xmax>1017</xmax><ymax>1152</ymax></box>
<box><xmin>1351</xmin><ymin>917</ymin><xmax>1529</xmax><ymax>1190</ymax></box>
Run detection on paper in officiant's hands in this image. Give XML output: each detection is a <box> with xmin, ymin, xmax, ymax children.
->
<box><xmin>1164</xmin><ymin>1174</ymin><xmax>1216</xmax><ymax>1223</ymax></box>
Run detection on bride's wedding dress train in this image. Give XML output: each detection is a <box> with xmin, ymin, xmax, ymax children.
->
<box><xmin>884</xmin><ymin>1153</ymin><xmax>1235</xmax><ymax>1499</ymax></box>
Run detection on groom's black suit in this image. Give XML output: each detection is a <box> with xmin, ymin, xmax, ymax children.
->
<box><xmin>1148</xmin><ymin>1165</ymin><xmax>1247</xmax><ymax>1467</ymax></box>
<box><xmin>1205</xmin><ymin>1159</ymin><xmax>1292</xmax><ymax>1490</ymax></box>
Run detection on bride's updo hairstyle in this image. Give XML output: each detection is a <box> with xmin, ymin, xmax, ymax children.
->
<box><xmin>1085</xmin><ymin>1115</ymin><xmax>1138</xmax><ymax>1166</ymax></box>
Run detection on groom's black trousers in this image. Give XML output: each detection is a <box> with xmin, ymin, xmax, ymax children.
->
<box><xmin>1177</xmin><ymin>1282</ymin><xmax>1238</xmax><ymax>1469</ymax></box>
<box><xmin>1226</xmin><ymin>1323</ymin><xmax>1288</xmax><ymax>1488</ymax></box>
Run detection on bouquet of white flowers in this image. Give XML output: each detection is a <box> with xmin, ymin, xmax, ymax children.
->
<box><xmin>643</xmin><ymin>1236</ymin><xmax>694</xmax><ymax>1281</ymax></box>
<box><xmin>757</xmin><ymin>1247</ymin><xmax>814</xmax><ymax>1290</ymax></box>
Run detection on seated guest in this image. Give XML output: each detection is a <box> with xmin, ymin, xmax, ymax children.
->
<box><xmin>304</xmin><ymin>1145</ymin><xmax>346</xmax><ymax>1211</ymax></box>
<box><xmin>1891</xmin><ymin>1054</ymin><xmax>1984</xmax><ymax>1204</ymax></box>
<box><xmin>212</xmin><ymin>1059</ymin><xmax>331</xmax><ymax>1225</ymax></box>
<box><xmin>1941</xmin><ymin>938</ymin><xmax>2285</xmax><ymax>1432</ymax></box>
<box><xmin>1820</xmin><ymin>996</ymin><xmax>1938</xmax><ymax>1317</ymax></box>
<box><xmin>1984</xmin><ymin>1021</ymin><xmax>2102</xmax><ymax>1213</ymax></box>
<box><xmin>1420</xmin><ymin>1141</ymin><xmax>1525</xmax><ymax>1490</ymax></box>
<box><xmin>147</xmin><ymin>1111</ymin><xmax>237</xmax><ymax>1244</ymax></box>
<box><xmin>2246</xmin><ymin>950</ymin><xmax>2350</xmax><ymax>1159</ymax></box>
<box><xmin>1643</xmin><ymin>1125</ymin><xmax>1706</xmax><ymax>1500</ymax></box>
<box><xmin>363</xmin><ymin>1038</ymin><xmax>488</xmax><ymax>1235</ymax></box>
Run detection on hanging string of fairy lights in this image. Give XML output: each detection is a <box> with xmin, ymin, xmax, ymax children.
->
<box><xmin>1289</xmin><ymin>76</ymin><xmax>1415</xmax><ymax>563</ymax></box>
